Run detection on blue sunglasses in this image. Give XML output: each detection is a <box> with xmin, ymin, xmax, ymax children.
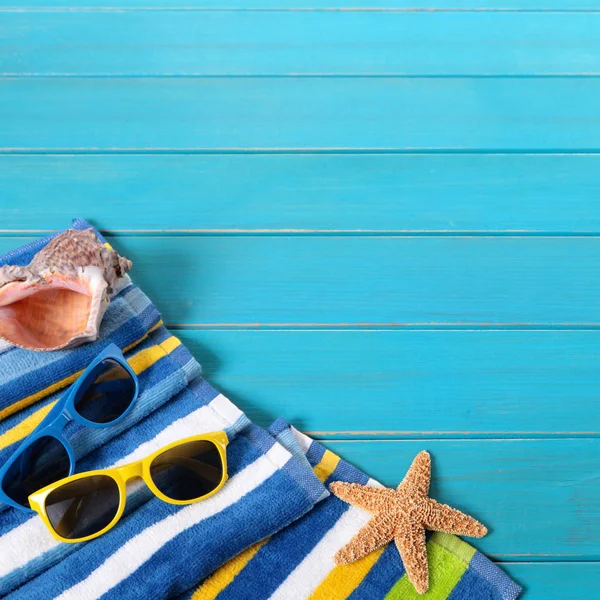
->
<box><xmin>0</xmin><ymin>343</ymin><xmax>139</xmax><ymax>512</ymax></box>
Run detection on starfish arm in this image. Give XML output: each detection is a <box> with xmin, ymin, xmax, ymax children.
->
<box><xmin>423</xmin><ymin>499</ymin><xmax>488</xmax><ymax>538</ymax></box>
<box><xmin>334</xmin><ymin>511</ymin><xmax>397</xmax><ymax>565</ymax></box>
<box><xmin>329</xmin><ymin>482</ymin><xmax>391</xmax><ymax>512</ymax></box>
<box><xmin>397</xmin><ymin>451</ymin><xmax>431</xmax><ymax>499</ymax></box>
<box><xmin>394</xmin><ymin>518</ymin><xmax>429</xmax><ymax>595</ymax></box>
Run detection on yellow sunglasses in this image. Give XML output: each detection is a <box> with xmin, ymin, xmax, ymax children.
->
<box><xmin>28</xmin><ymin>432</ymin><xmax>229</xmax><ymax>544</ymax></box>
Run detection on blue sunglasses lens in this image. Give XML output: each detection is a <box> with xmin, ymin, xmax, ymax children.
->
<box><xmin>75</xmin><ymin>359</ymin><xmax>136</xmax><ymax>424</ymax></box>
<box><xmin>2</xmin><ymin>436</ymin><xmax>70</xmax><ymax>508</ymax></box>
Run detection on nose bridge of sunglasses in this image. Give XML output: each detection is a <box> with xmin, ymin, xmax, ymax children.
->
<box><xmin>39</xmin><ymin>411</ymin><xmax>72</xmax><ymax>436</ymax></box>
<box><xmin>43</xmin><ymin>393</ymin><xmax>73</xmax><ymax>424</ymax></box>
<box><xmin>113</xmin><ymin>460</ymin><xmax>144</xmax><ymax>482</ymax></box>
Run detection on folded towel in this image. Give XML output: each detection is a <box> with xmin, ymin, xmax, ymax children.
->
<box><xmin>182</xmin><ymin>420</ymin><xmax>522</xmax><ymax>600</ymax></box>
<box><xmin>0</xmin><ymin>220</ymin><xmax>327</xmax><ymax>599</ymax></box>
<box><xmin>2</xmin><ymin>388</ymin><xmax>325</xmax><ymax>599</ymax></box>
<box><xmin>0</xmin><ymin>221</ymin><xmax>521</xmax><ymax>599</ymax></box>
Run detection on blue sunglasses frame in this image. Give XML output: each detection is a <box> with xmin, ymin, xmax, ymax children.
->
<box><xmin>0</xmin><ymin>343</ymin><xmax>139</xmax><ymax>512</ymax></box>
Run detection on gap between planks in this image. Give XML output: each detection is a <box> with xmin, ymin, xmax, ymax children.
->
<box><xmin>168</xmin><ymin>323</ymin><xmax>600</xmax><ymax>331</ymax></box>
<box><xmin>307</xmin><ymin>432</ymin><xmax>600</xmax><ymax>440</ymax></box>
<box><xmin>491</xmin><ymin>556</ymin><xmax>600</xmax><ymax>563</ymax></box>
<box><xmin>3</xmin><ymin>7</ymin><xmax>600</xmax><ymax>13</ymax></box>
<box><xmin>4</xmin><ymin>148</ymin><xmax>600</xmax><ymax>155</ymax></box>
<box><xmin>5</xmin><ymin>74</ymin><xmax>600</xmax><ymax>79</ymax></box>
<box><xmin>2</xmin><ymin>230</ymin><xmax>600</xmax><ymax>238</ymax></box>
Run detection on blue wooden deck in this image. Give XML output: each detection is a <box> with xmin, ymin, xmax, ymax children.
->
<box><xmin>1</xmin><ymin>2</ymin><xmax>599</xmax><ymax>597</ymax></box>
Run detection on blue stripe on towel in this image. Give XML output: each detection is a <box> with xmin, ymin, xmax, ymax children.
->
<box><xmin>0</xmin><ymin>233</ymin><xmax>61</xmax><ymax>266</ymax></box>
<box><xmin>329</xmin><ymin>454</ymin><xmax>370</xmax><ymax>486</ymax></box>
<box><xmin>446</xmin><ymin>567</ymin><xmax>501</xmax><ymax>600</ymax></box>
<box><xmin>270</xmin><ymin>425</ymin><xmax>329</xmax><ymax>503</ymax></box>
<box><xmin>249</xmin><ymin>423</ymin><xmax>325</xmax><ymax>502</ymax></box>
<box><xmin>348</xmin><ymin>543</ymin><xmax>405</xmax><ymax>600</ymax></box>
<box><xmin>468</xmin><ymin>552</ymin><xmax>522</xmax><ymax>600</ymax></box>
<box><xmin>216</xmin><ymin>495</ymin><xmax>350</xmax><ymax>600</ymax></box>
<box><xmin>305</xmin><ymin>440</ymin><xmax>326</xmax><ymax>467</ymax></box>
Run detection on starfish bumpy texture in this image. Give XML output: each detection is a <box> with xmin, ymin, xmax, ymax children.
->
<box><xmin>329</xmin><ymin>451</ymin><xmax>488</xmax><ymax>594</ymax></box>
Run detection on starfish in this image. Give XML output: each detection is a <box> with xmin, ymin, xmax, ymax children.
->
<box><xmin>329</xmin><ymin>451</ymin><xmax>487</xmax><ymax>594</ymax></box>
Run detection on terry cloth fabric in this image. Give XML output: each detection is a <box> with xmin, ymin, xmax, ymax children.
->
<box><xmin>182</xmin><ymin>420</ymin><xmax>522</xmax><ymax>600</ymax></box>
<box><xmin>0</xmin><ymin>220</ymin><xmax>327</xmax><ymax>599</ymax></box>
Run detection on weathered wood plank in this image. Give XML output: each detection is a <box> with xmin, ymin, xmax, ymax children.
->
<box><xmin>2</xmin><ymin>154</ymin><xmax>600</xmax><ymax>233</ymax></box>
<box><xmin>322</xmin><ymin>439</ymin><xmax>600</xmax><ymax>558</ymax></box>
<box><xmin>2</xmin><ymin>235</ymin><xmax>600</xmax><ymax>326</ymax></box>
<box><xmin>502</xmin><ymin>563</ymin><xmax>599</xmax><ymax>600</ymax></box>
<box><xmin>2</xmin><ymin>78</ymin><xmax>600</xmax><ymax>151</ymax></box>
<box><xmin>2</xmin><ymin>11</ymin><xmax>599</xmax><ymax>76</ymax></box>
<box><xmin>172</xmin><ymin>329</ymin><xmax>600</xmax><ymax>437</ymax></box>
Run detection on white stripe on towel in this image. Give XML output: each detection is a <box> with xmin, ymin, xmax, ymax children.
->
<box><xmin>289</xmin><ymin>427</ymin><xmax>313</xmax><ymax>454</ymax></box>
<box><xmin>57</xmin><ymin>443</ymin><xmax>290</xmax><ymax>600</ymax></box>
<box><xmin>269</xmin><ymin>479</ymin><xmax>380</xmax><ymax>600</ymax></box>
<box><xmin>112</xmin><ymin>395</ymin><xmax>239</xmax><ymax>467</ymax></box>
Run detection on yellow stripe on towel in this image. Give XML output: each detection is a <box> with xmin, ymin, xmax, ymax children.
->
<box><xmin>0</xmin><ymin>332</ymin><xmax>178</xmax><ymax>452</ymax></box>
<box><xmin>308</xmin><ymin>546</ymin><xmax>385</xmax><ymax>600</ymax></box>
<box><xmin>314</xmin><ymin>449</ymin><xmax>340</xmax><ymax>483</ymax></box>
<box><xmin>0</xmin><ymin>320</ymin><xmax>163</xmax><ymax>423</ymax></box>
<box><xmin>0</xmin><ymin>403</ymin><xmax>56</xmax><ymax>455</ymax></box>
<box><xmin>0</xmin><ymin>372</ymin><xmax>82</xmax><ymax>424</ymax></box>
<box><xmin>192</xmin><ymin>539</ymin><xmax>269</xmax><ymax>600</ymax></box>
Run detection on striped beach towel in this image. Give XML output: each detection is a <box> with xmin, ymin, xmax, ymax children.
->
<box><xmin>0</xmin><ymin>220</ymin><xmax>521</xmax><ymax>599</ymax></box>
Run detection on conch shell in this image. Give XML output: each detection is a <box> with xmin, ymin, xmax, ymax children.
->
<box><xmin>0</xmin><ymin>228</ymin><xmax>132</xmax><ymax>351</ymax></box>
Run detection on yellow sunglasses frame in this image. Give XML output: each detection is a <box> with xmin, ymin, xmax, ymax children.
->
<box><xmin>28</xmin><ymin>431</ymin><xmax>229</xmax><ymax>544</ymax></box>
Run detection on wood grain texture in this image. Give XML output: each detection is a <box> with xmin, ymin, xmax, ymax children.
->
<box><xmin>3</xmin><ymin>78</ymin><xmax>600</xmax><ymax>151</ymax></box>
<box><xmin>174</xmin><ymin>329</ymin><xmax>600</xmax><ymax>437</ymax></box>
<box><xmin>324</xmin><ymin>439</ymin><xmax>600</xmax><ymax>559</ymax></box>
<box><xmin>2</xmin><ymin>154</ymin><xmax>600</xmax><ymax>233</ymax></box>
<box><xmin>3</xmin><ymin>235</ymin><xmax>599</xmax><ymax>326</ymax></box>
<box><xmin>2</xmin><ymin>11</ymin><xmax>600</xmax><ymax>76</ymax></box>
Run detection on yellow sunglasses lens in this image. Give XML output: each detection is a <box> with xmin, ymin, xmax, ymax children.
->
<box><xmin>149</xmin><ymin>440</ymin><xmax>224</xmax><ymax>502</ymax></box>
<box><xmin>45</xmin><ymin>475</ymin><xmax>120</xmax><ymax>540</ymax></box>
